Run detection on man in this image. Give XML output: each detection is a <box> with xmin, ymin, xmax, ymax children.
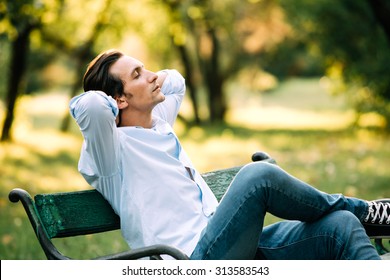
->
<box><xmin>70</xmin><ymin>49</ymin><xmax>390</xmax><ymax>259</ymax></box>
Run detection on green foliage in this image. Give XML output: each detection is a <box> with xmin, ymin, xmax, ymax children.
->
<box><xmin>280</xmin><ymin>0</ymin><xmax>390</xmax><ymax>125</ymax></box>
<box><xmin>261</xmin><ymin>39</ymin><xmax>326</xmax><ymax>79</ymax></box>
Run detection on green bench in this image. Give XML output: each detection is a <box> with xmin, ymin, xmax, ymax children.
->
<box><xmin>8</xmin><ymin>152</ymin><xmax>389</xmax><ymax>260</ymax></box>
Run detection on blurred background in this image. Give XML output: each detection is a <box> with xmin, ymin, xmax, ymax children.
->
<box><xmin>1</xmin><ymin>0</ymin><xmax>389</xmax><ymax>259</ymax></box>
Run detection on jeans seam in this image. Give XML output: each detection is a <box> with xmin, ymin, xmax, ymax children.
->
<box><xmin>261</xmin><ymin>178</ymin><xmax>328</xmax><ymax>222</ymax></box>
<box><xmin>258</xmin><ymin>233</ymin><xmax>347</xmax><ymax>260</ymax></box>
<box><xmin>360</xmin><ymin>205</ymin><xmax>369</xmax><ymax>222</ymax></box>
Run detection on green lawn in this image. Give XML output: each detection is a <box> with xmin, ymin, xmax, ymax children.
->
<box><xmin>1</xmin><ymin>78</ymin><xmax>389</xmax><ymax>259</ymax></box>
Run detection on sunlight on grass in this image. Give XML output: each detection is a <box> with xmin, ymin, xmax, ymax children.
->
<box><xmin>182</xmin><ymin>127</ymin><xmax>267</xmax><ymax>171</ymax></box>
<box><xmin>1</xmin><ymin>93</ymin><xmax>88</xmax><ymax>193</ymax></box>
<box><xmin>227</xmin><ymin>106</ymin><xmax>355</xmax><ymax>130</ymax></box>
<box><xmin>357</xmin><ymin>112</ymin><xmax>387</xmax><ymax>128</ymax></box>
<box><xmin>226</xmin><ymin>77</ymin><xmax>355</xmax><ymax>130</ymax></box>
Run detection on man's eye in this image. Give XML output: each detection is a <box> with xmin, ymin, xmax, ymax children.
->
<box><xmin>134</xmin><ymin>71</ymin><xmax>140</xmax><ymax>79</ymax></box>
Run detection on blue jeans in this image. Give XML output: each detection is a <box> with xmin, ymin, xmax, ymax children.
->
<box><xmin>190</xmin><ymin>162</ymin><xmax>381</xmax><ymax>260</ymax></box>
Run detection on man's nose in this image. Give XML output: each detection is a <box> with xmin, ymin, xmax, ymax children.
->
<box><xmin>147</xmin><ymin>70</ymin><xmax>158</xmax><ymax>82</ymax></box>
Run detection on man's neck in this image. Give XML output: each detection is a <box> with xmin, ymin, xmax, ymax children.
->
<box><xmin>119</xmin><ymin>111</ymin><xmax>154</xmax><ymax>128</ymax></box>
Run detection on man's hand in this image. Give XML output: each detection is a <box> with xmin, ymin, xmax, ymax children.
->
<box><xmin>157</xmin><ymin>71</ymin><xmax>168</xmax><ymax>88</ymax></box>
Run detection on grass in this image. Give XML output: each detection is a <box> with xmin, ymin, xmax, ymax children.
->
<box><xmin>1</xmin><ymin>78</ymin><xmax>389</xmax><ymax>259</ymax></box>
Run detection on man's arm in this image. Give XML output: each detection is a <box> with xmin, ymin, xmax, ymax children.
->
<box><xmin>70</xmin><ymin>91</ymin><xmax>120</xmax><ymax>181</ymax></box>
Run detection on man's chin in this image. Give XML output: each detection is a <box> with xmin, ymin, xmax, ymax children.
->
<box><xmin>154</xmin><ymin>94</ymin><xmax>166</xmax><ymax>105</ymax></box>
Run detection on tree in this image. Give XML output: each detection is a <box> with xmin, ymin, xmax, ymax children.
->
<box><xmin>160</xmin><ymin>0</ymin><xmax>291</xmax><ymax>123</ymax></box>
<box><xmin>163</xmin><ymin>0</ymin><xmax>201</xmax><ymax>124</ymax></box>
<box><xmin>44</xmin><ymin>0</ymin><xmax>162</xmax><ymax>131</ymax></box>
<box><xmin>280</xmin><ymin>0</ymin><xmax>390</xmax><ymax>128</ymax></box>
<box><xmin>0</xmin><ymin>0</ymin><xmax>45</xmax><ymax>141</ymax></box>
<box><xmin>0</xmin><ymin>0</ymin><xmax>126</xmax><ymax>138</ymax></box>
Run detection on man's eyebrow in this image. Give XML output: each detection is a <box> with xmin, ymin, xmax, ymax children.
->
<box><xmin>130</xmin><ymin>65</ymin><xmax>144</xmax><ymax>76</ymax></box>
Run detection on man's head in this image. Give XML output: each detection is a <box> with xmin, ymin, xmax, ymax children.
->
<box><xmin>83</xmin><ymin>49</ymin><xmax>165</xmax><ymax>127</ymax></box>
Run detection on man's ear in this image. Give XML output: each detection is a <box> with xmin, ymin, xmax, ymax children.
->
<box><xmin>116</xmin><ymin>96</ymin><xmax>128</xmax><ymax>110</ymax></box>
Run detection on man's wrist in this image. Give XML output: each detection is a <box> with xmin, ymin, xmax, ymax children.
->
<box><xmin>157</xmin><ymin>70</ymin><xmax>168</xmax><ymax>88</ymax></box>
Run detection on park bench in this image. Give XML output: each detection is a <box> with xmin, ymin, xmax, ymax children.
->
<box><xmin>8</xmin><ymin>152</ymin><xmax>390</xmax><ymax>260</ymax></box>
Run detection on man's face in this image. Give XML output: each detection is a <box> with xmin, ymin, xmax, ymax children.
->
<box><xmin>109</xmin><ymin>55</ymin><xmax>165</xmax><ymax>113</ymax></box>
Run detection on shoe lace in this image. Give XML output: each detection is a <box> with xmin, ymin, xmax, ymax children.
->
<box><xmin>364</xmin><ymin>201</ymin><xmax>390</xmax><ymax>224</ymax></box>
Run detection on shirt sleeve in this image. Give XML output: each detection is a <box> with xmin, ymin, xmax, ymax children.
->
<box><xmin>69</xmin><ymin>91</ymin><xmax>121</xmax><ymax>183</ymax></box>
<box><xmin>152</xmin><ymin>69</ymin><xmax>186</xmax><ymax>126</ymax></box>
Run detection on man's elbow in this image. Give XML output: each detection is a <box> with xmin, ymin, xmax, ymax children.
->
<box><xmin>72</xmin><ymin>91</ymin><xmax>118</xmax><ymax>122</ymax></box>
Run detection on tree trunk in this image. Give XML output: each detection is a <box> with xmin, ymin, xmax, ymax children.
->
<box><xmin>1</xmin><ymin>27</ymin><xmax>32</xmax><ymax>142</ymax></box>
<box><xmin>206</xmin><ymin>76</ymin><xmax>225</xmax><ymax>122</ymax></box>
<box><xmin>204</xmin><ymin>28</ymin><xmax>226</xmax><ymax>122</ymax></box>
<box><xmin>176</xmin><ymin>44</ymin><xmax>201</xmax><ymax>124</ymax></box>
<box><xmin>367</xmin><ymin>0</ymin><xmax>390</xmax><ymax>42</ymax></box>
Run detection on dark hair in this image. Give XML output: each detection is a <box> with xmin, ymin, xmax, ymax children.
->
<box><xmin>83</xmin><ymin>49</ymin><xmax>124</xmax><ymax>98</ymax></box>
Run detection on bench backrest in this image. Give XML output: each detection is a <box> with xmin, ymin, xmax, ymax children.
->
<box><xmin>34</xmin><ymin>166</ymin><xmax>241</xmax><ymax>239</ymax></box>
<box><xmin>35</xmin><ymin>190</ymin><xmax>120</xmax><ymax>238</ymax></box>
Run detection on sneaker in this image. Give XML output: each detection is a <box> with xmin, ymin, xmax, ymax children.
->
<box><xmin>363</xmin><ymin>199</ymin><xmax>390</xmax><ymax>238</ymax></box>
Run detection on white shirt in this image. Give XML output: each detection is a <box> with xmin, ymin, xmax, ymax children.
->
<box><xmin>69</xmin><ymin>69</ymin><xmax>218</xmax><ymax>257</ymax></box>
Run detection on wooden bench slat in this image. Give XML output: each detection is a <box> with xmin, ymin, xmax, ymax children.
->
<box><xmin>202</xmin><ymin>166</ymin><xmax>241</xmax><ymax>200</ymax></box>
<box><xmin>35</xmin><ymin>190</ymin><xmax>120</xmax><ymax>238</ymax></box>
